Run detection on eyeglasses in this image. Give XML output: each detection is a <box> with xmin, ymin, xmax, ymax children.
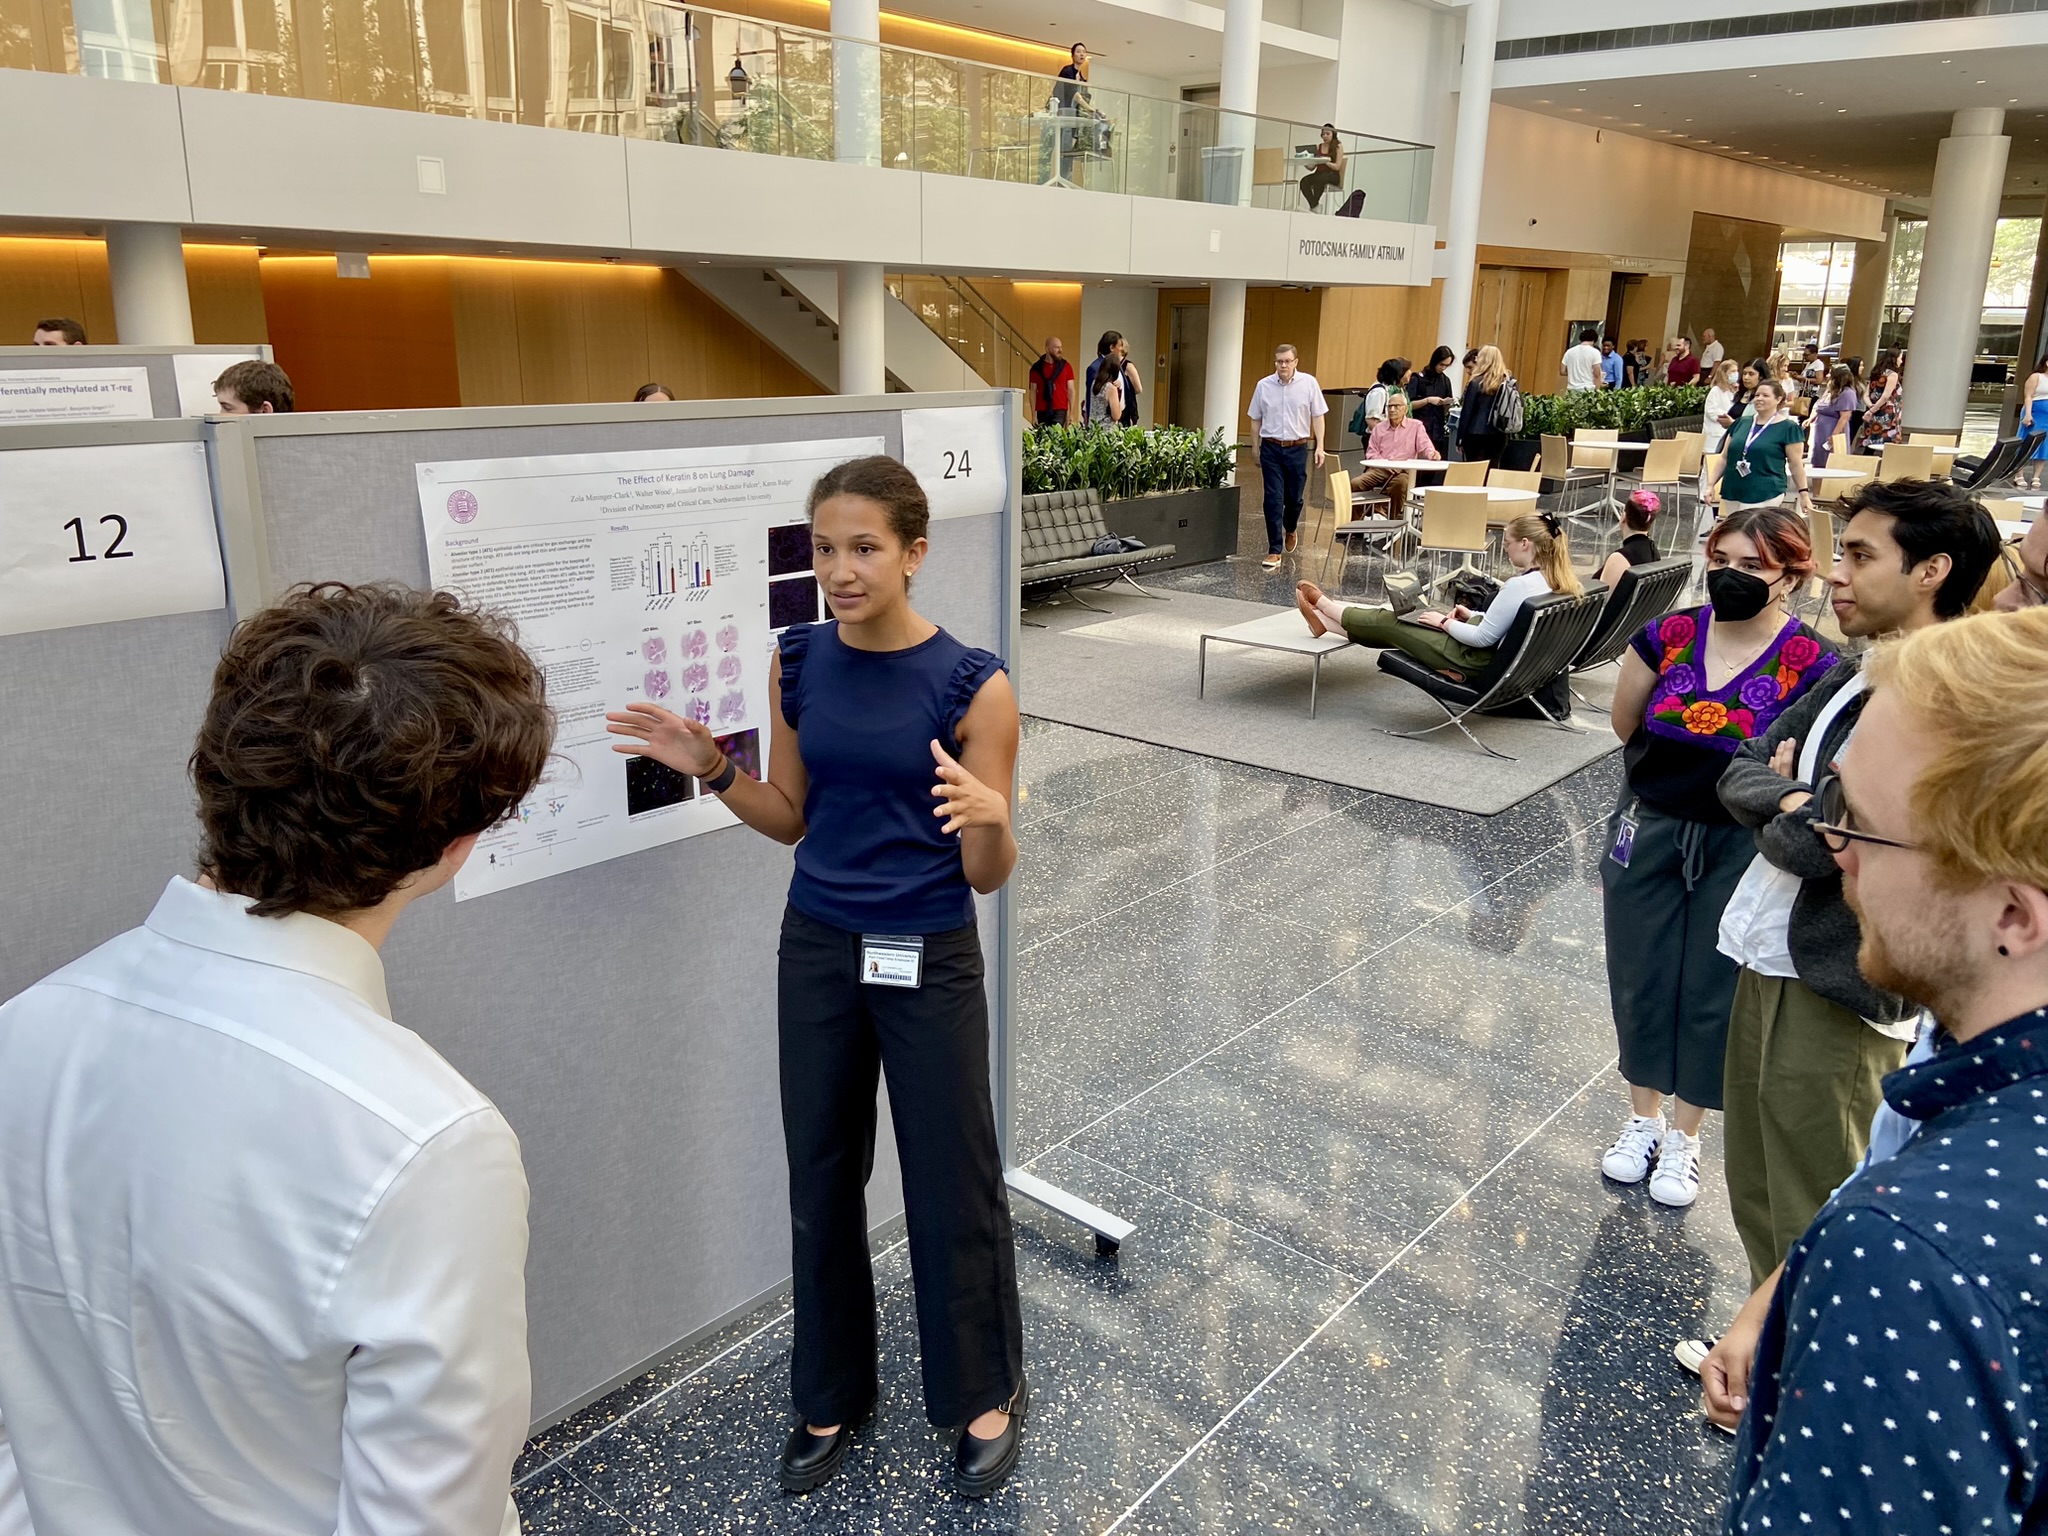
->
<box><xmin>1809</xmin><ymin>772</ymin><xmax>1916</xmax><ymax>854</ymax></box>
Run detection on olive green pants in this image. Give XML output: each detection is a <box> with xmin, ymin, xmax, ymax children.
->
<box><xmin>1339</xmin><ymin>605</ymin><xmax>1495</xmax><ymax>678</ymax></box>
<box><xmin>1722</xmin><ymin>967</ymin><xmax>1907</xmax><ymax>1290</ymax></box>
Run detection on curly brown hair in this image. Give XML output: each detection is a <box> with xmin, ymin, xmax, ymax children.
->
<box><xmin>191</xmin><ymin>582</ymin><xmax>553</xmax><ymax>918</ymax></box>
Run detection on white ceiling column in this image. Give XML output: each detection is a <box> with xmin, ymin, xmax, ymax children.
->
<box><xmin>1908</xmin><ymin>108</ymin><xmax>2010</xmax><ymax>432</ymax></box>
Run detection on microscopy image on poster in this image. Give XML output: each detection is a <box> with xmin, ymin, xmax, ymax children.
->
<box><xmin>418</xmin><ymin>435</ymin><xmax>883</xmax><ymax>899</ymax></box>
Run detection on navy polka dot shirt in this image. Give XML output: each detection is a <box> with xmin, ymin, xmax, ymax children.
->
<box><xmin>1727</xmin><ymin>1006</ymin><xmax>2048</xmax><ymax>1532</ymax></box>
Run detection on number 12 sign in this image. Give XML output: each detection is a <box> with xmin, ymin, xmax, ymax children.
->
<box><xmin>0</xmin><ymin>442</ymin><xmax>225</xmax><ymax>638</ymax></box>
<box><xmin>901</xmin><ymin>405</ymin><xmax>1008</xmax><ymax>523</ymax></box>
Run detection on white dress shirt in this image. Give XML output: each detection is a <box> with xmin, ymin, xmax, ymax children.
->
<box><xmin>1699</xmin><ymin>339</ymin><xmax>1725</xmax><ymax>370</ymax></box>
<box><xmin>1247</xmin><ymin>371</ymin><xmax>1328</xmax><ymax>441</ymax></box>
<box><xmin>0</xmin><ymin>878</ymin><xmax>530</xmax><ymax>1536</ymax></box>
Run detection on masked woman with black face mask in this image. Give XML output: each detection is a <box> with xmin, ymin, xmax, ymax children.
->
<box><xmin>1595</xmin><ymin>506</ymin><xmax>1840</xmax><ymax>1211</ymax></box>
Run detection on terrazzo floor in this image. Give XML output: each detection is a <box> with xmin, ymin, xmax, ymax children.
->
<box><xmin>512</xmin><ymin>715</ymin><xmax>1749</xmax><ymax>1534</ymax></box>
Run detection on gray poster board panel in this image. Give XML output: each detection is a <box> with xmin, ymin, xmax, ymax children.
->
<box><xmin>0</xmin><ymin>346</ymin><xmax>273</xmax><ymax>420</ymax></box>
<box><xmin>0</xmin><ymin>608</ymin><xmax>233</xmax><ymax>999</ymax></box>
<box><xmin>227</xmin><ymin>396</ymin><xmax>1020</xmax><ymax>1422</ymax></box>
<box><xmin>0</xmin><ymin>419</ymin><xmax>233</xmax><ymax>999</ymax></box>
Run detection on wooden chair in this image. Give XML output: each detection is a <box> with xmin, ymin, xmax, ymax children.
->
<box><xmin>1979</xmin><ymin>496</ymin><xmax>2028</xmax><ymax>520</ymax></box>
<box><xmin>1569</xmin><ymin>428</ymin><xmax>1621</xmax><ymax>473</ymax></box>
<box><xmin>1542</xmin><ymin>433</ymin><xmax>1606</xmax><ymax>511</ymax></box>
<box><xmin>1327</xmin><ymin>467</ymin><xmax>1391</xmax><ymax>520</ymax></box>
<box><xmin>1487</xmin><ymin>467</ymin><xmax>1541</xmax><ymax>491</ymax></box>
<box><xmin>1321</xmin><ymin>468</ymin><xmax>1409</xmax><ymax>589</ymax></box>
<box><xmin>1415</xmin><ymin>486</ymin><xmax>1492</xmax><ymax>587</ymax></box>
<box><xmin>1908</xmin><ymin>430</ymin><xmax>1961</xmax><ymax>447</ymax></box>
<box><xmin>1801</xmin><ymin>504</ymin><xmax>1837</xmax><ymax>620</ymax></box>
<box><xmin>1828</xmin><ymin>433</ymin><xmax>1847</xmax><ymax>459</ymax></box>
<box><xmin>1878</xmin><ymin>443</ymin><xmax>1936</xmax><ymax>483</ymax></box>
<box><xmin>1629</xmin><ymin>438</ymin><xmax>1689</xmax><ymax>549</ymax></box>
<box><xmin>1675</xmin><ymin>430</ymin><xmax>1705</xmax><ymax>481</ymax></box>
<box><xmin>1443</xmin><ymin>459</ymin><xmax>1488</xmax><ymax>487</ymax></box>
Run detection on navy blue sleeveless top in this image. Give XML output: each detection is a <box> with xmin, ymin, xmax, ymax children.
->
<box><xmin>779</xmin><ymin>621</ymin><xmax>1008</xmax><ymax>934</ymax></box>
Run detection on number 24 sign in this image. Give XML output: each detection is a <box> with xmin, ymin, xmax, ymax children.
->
<box><xmin>0</xmin><ymin>442</ymin><xmax>225</xmax><ymax>638</ymax></box>
<box><xmin>900</xmin><ymin>406</ymin><xmax>1006</xmax><ymax>522</ymax></box>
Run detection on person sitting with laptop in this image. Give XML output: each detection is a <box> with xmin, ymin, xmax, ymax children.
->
<box><xmin>1294</xmin><ymin>511</ymin><xmax>1580</xmax><ymax>682</ymax></box>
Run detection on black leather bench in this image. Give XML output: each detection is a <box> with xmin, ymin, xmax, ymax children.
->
<box><xmin>1021</xmin><ymin>489</ymin><xmax>1177</xmax><ymax>609</ymax></box>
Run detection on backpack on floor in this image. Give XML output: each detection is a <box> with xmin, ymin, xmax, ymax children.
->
<box><xmin>1335</xmin><ymin>190</ymin><xmax>1366</xmax><ymax>218</ymax></box>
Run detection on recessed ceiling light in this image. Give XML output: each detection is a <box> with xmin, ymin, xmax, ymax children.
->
<box><xmin>1978</xmin><ymin>80</ymin><xmax>1988</xmax><ymax>85</ymax></box>
<box><xmin>1631</xmin><ymin>102</ymin><xmax>1642</xmax><ymax>107</ymax></box>
<box><xmin>1837</xmin><ymin>108</ymin><xmax>1847</xmax><ymax>113</ymax></box>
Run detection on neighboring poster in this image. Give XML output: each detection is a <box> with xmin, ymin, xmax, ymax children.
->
<box><xmin>172</xmin><ymin>351</ymin><xmax>262</xmax><ymax>417</ymax></box>
<box><xmin>0</xmin><ymin>367</ymin><xmax>153</xmax><ymax>424</ymax></box>
<box><xmin>417</xmin><ymin>436</ymin><xmax>884</xmax><ymax>901</ymax></box>
<box><xmin>0</xmin><ymin>442</ymin><xmax>225</xmax><ymax>637</ymax></box>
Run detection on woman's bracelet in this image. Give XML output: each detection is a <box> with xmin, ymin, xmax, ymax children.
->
<box><xmin>701</xmin><ymin>754</ymin><xmax>737</xmax><ymax>794</ymax></box>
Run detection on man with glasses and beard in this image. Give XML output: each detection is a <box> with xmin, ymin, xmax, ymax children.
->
<box><xmin>1708</xmin><ymin>608</ymin><xmax>2048</xmax><ymax>1532</ymax></box>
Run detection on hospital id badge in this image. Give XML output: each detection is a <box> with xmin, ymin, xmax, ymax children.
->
<box><xmin>1735</xmin><ymin>457</ymin><xmax>1753</xmax><ymax>478</ymax></box>
<box><xmin>861</xmin><ymin>935</ymin><xmax>924</xmax><ymax>989</ymax></box>
<box><xmin>1610</xmin><ymin>809</ymin><xmax>1640</xmax><ymax>868</ymax></box>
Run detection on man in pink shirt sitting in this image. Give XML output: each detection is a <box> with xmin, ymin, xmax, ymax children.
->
<box><xmin>1355</xmin><ymin>392</ymin><xmax>1440</xmax><ymax>517</ymax></box>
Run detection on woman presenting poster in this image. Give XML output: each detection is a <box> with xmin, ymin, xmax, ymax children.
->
<box><xmin>605</xmin><ymin>455</ymin><xmax>1027</xmax><ymax>1500</ymax></box>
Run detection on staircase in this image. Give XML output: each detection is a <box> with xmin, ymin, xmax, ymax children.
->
<box><xmin>686</xmin><ymin>265</ymin><xmax>991</xmax><ymax>393</ymax></box>
<box><xmin>887</xmin><ymin>274</ymin><xmax>1039</xmax><ymax>393</ymax></box>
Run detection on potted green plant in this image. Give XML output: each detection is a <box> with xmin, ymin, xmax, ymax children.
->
<box><xmin>1022</xmin><ymin>425</ymin><xmax>1240</xmax><ymax>567</ymax></box>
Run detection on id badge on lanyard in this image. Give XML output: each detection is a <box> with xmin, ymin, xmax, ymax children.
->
<box><xmin>1610</xmin><ymin>799</ymin><xmax>1641</xmax><ymax>868</ymax></box>
<box><xmin>861</xmin><ymin>934</ymin><xmax>925</xmax><ymax>989</ymax></box>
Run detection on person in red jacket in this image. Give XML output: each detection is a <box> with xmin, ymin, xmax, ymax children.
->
<box><xmin>1029</xmin><ymin>338</ymin><xmax>1075</xmax><ymax>425</ymax></box>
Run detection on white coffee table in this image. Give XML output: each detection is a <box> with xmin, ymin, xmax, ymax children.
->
<box><xmin>1199</xmin><ymin>609</ymin><xmax>1352</xmax><ymax>719</ymax></box>
<box><xmin>1360</xmin><ymin>458</ymin><xmax>1445</xmax><ymax>472</ymax></box>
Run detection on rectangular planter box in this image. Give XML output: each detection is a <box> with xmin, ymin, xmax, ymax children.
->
<box><xmin>1100</xmin><ymin>486</ymin><xmax>1237</xmax><ymax>569</ymax></box>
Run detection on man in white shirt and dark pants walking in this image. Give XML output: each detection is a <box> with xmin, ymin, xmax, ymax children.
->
<box><xmin>1247</xmin><ymin>343</ymin><xmax>1327</xmax><ymax>571</ymax></box>
<box><xmin>0</xmin><ymin>582</ymin><xmax>554</xmax><ymax>1536</ymax></box>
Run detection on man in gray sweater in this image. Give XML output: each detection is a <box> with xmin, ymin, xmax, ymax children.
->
<box><xmin>1707</xmin><ymin>479</ymin><xmax>2000</xmax><ymax>1296</ymax></box>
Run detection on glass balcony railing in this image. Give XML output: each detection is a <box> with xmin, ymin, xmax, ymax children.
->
<box><xmin>1</xmin><ymin>0</ymin><xmax>1433</xmax><ymax>221</ymax></box>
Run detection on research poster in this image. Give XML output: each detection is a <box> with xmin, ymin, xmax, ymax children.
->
<box><xmin>0</xmin><ymin>367</ymin><xmax>153</xmax><ymax>424</ymax></box>
<box><xmin>417</xmin><ymin>436</ymin><xmax>884</xmax><ymax>900</ymax></box>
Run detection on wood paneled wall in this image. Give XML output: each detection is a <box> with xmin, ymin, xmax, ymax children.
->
<box><xmin>254</xmin><ymin>256</ymin><xmax>821</xmax><ymax>411</ymax></box>
<box><xmin>970</xmin><ymin>279</ymin><xmax>1084</xmax><ymax>361</ymax></box>
<box><xmin>1315</xmin><ymin>281</ymin><xmax>1445</xmax><ymax>390</ymax></box>
<box><xmin>1</xmin><ymin>237</ymin><xmax>269</xmax><ymax>347</ymax></box>
<box><xmin>259</xmin><ymin>257</ymin><xmax>465</xmax><ymax>410</ymax></box>
<box><xmin>1618</xmin><ymin>275</ymin><xmax>1673</xmax><ymax>350</ymax></box>
<box><xmin>1150</xmin><ymin>283</ymin><xmax>1445</xmax><ymax>431</ymax></box>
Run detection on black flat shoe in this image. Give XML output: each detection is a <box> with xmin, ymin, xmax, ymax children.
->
<box><xmin>779</xmin><ymin>1406</ymin><xmax>869</xmax><ymax>1493</ymax></box>
<box><xmin>953</xmin><ymin>1376</ymin><xmax>1028</xmax><ymax>1498</ymax></box>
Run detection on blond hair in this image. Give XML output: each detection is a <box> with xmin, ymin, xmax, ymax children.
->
<box><xmin>1505</xmin><ymin>511</ymin><xmax>1582</xmax><ymax>595</ymax></box>
<box><xmin>1473</xmin><ymin>344</ymin><xmax>1508</xmax><ymax>394</ymax></box>
<box><xmin>1862</xmin><ymin>608</ymin><xmax>2048</xmax><ymax>891</ymax></box>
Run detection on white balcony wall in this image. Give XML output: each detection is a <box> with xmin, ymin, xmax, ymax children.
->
<box><xmin>0</xmin><ymin>70</ymin><xmax>192</xmax><ymax>224</ymax></box>
<box><xmin>0</xmin><ymin>71</ymin><xmax>1435</xmax><ymax>288</ymax></box>
<box><xmin>179</xmin><ymin>88</ymin><xmax>633</xmax><ymax>249</ymax></box>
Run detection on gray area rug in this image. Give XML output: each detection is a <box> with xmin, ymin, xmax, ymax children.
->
<box><xmin>1017</xmin><ymin>587</ymin><xmax>1622</xmax><ymax>816</ymax></box>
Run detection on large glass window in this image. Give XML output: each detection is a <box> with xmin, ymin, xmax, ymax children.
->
<box><xmin>1881</xmin><ymin>216</ymin><xmax>2040</xmax><ymax>365</ymax></box>
<box><xmin>1773</xmin><ymin>239</ymin><xmax>1855</xmax><ymax>354</ymax></box>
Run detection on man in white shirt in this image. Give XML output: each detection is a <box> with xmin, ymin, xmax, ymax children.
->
<box><xmin>1560</xmin><ymin>333</ymin><xmax>1603</xmax><ymax>392</ymax></box>
<box><xmin>1246</xmin><ymin>343</ymin><xmax>1327</xmax><ymax>571</ymax></box>
<box><xmin>1697</xmin><ymin>327</ymin><xmax>1725</xmax><ymax>371</ymax></box>
<box><xmin>0</xmin><ymin>582</ymin><xmax>554</xmax><ymax>1536</ymax></box>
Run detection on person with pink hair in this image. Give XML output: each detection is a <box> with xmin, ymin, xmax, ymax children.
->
<box><xmin>1598</xmin><ymin>488</ymin><xmax>1663</xmax><ymax>589</ymax></box>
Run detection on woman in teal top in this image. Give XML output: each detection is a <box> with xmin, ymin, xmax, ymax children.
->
<box><xmin>1705</xmin><ymin>378</ymin><xmax>1813</xmax><ymax>518</ymax></box>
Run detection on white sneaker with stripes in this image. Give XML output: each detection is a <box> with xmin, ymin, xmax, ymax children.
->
<box><xmin>1600</xmin><ymin>1114</ymin><xmax>1665</xmax><ymax>1184</ymax></box>
<box><xmin>1649</xmin><ymin>1127</ymin><xmax>1702</xmax><ymax>1208</ymax></box>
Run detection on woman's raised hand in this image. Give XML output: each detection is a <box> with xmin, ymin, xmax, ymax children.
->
<box><xmin>606</xmin><ymin>702</ymin><xmax>722</xmax><ymax>777</ymax></box>
<box><xmin>930</xmin><ymin>739</ymin><xmax>1008</xmax><ymax>835</ymax></box>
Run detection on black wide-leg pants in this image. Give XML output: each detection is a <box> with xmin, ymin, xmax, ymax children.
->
<box><xmin>776</xmin><ymin>903</ymin><xmax>1024</xmax><ymax>1429</ymax></box>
